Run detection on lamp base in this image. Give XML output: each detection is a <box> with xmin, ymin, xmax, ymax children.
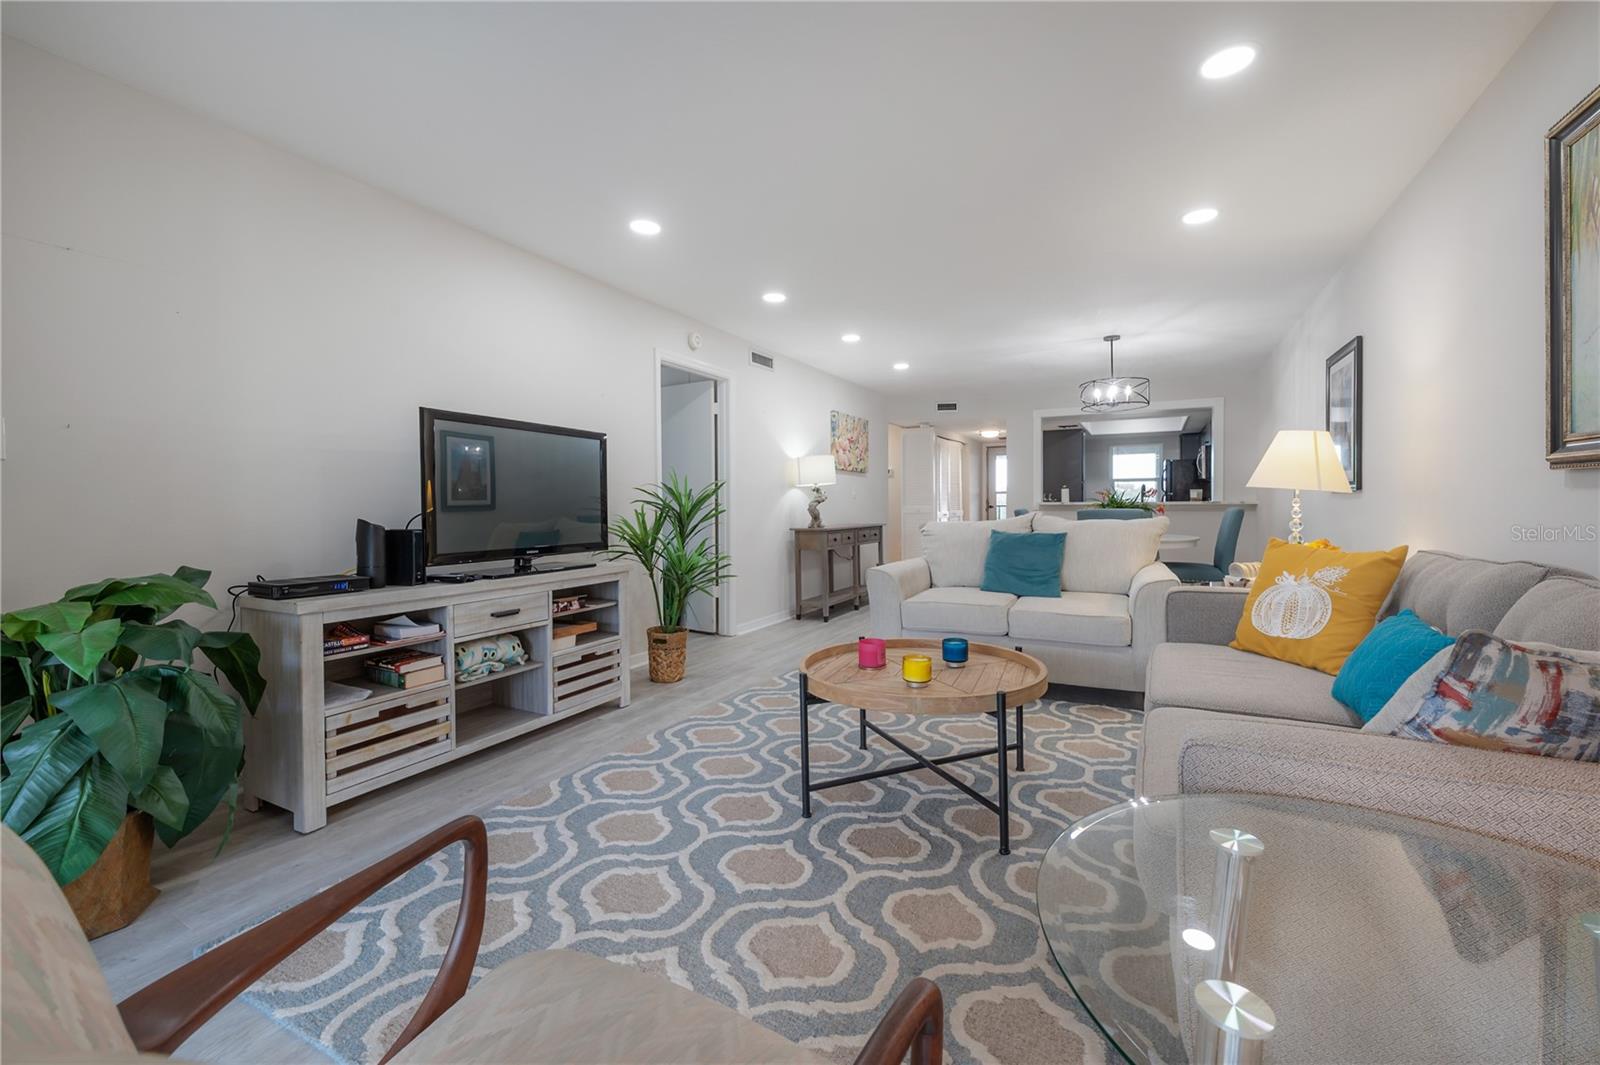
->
<box><xmin>806</xmin><ymin>487</ymin><xmax>828</xmax><ymax>529</ymax></box>
<box><xmin>1288</xmin><ymin>489</ymin><xmax>1304</xmax><ymax>544</ymax></box>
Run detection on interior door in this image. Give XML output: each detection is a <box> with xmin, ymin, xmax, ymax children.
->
<box><xmin>660</xmin><ymin>374</ymin><xmax>719</xmax><ymax>634</ymax></box>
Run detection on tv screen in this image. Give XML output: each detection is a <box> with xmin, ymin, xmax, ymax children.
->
<box><xmin>421</xmin><ymin>408</ymin><xmax>607</xmax><ymax>566</ymax></box>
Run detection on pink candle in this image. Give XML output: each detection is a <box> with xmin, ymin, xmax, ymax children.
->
<box><xmin>857</xmin><ymin>637</ymin><xmax>887</xmax><ymax>669</ymax></box>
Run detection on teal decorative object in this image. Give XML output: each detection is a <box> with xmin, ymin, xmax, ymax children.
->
<box><xmin>980</xmin><ymin>531</ymin><xmax>1066</xmax><ymax>599</ymax></box>
<box><xmin>1332</xmin><ymin>609</ymin><xmax>1454</xmax><ymax>722</ymax></box>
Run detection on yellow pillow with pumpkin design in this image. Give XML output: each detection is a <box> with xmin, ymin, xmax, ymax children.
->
<box><xmin>1232</xmin><ymin>539</ymin><xmax>1408</xmax><ymax>674</ymax></box>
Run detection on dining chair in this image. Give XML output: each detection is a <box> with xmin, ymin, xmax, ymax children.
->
<box><xmin>1077</xmin><ymin>508</ymin><xmax>1151</xmax><ymax>520</ymax></box>
<box><xmin>1167</xmin><ymin>505</ymin><xmax>1245</xmax><ymax>583</ymax></box>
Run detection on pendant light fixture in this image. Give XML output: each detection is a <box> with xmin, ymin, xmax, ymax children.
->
<box><xmin>1079</xmin><ymin>334</ymin><xmax>1151</xmax><ymax>413</ymax></box>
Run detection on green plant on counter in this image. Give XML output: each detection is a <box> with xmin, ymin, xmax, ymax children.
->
<box><xmin>605</xmin><ymin>474</ymin><xmax>734</xmax><ymax>632</ymax></box>
<box><xmin>1092</xmin><ymin>486</ymin><xmax>1154</xmax><ymax>509</ymax></box>
<box><xmin>0</xmin><ymin>567</ymin><xmax>266</xmax><ymax>884</ymax></box>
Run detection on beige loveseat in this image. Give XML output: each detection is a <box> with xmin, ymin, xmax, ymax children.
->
<box><xmin>1136</xmin><ymin>550</ymin><xmax>1600</xmax><ymax>862</ymax></box>
<box><xmin>867</xmin><ymin>514</ymin><xmax>1178</xmax><ymax>691</ymax></box>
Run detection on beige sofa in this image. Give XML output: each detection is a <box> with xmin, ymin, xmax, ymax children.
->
<box><xmin>867</xmin><ymin>513</ymin><xmax>1178</xmax><ymax>691</ymax></box>
<box><xmin>1136</xmin><ymin>550</ymin><xmax>1600</xmax><ymax>862</ymax></box>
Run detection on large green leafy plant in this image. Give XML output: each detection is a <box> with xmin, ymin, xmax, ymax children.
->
<box><xmin>605</xmin><ymin>475</ymin><xmax>734</xmax><ymax>631</ymax></box>
<box><xmin>0</xmin><ymin>567</ymin><xmax>266</xmax><ymax>884</ymax></box>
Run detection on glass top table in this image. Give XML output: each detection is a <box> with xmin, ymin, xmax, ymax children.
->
<box><xmin>1036</xmin><ymin>795</ymin><xmax>1600</xmax><ymax>1065</ymax></box>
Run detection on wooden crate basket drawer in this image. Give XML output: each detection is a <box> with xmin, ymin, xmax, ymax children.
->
<box><xmin>326</xmin><ymin>693</ymin><xmax>452</xmax><ymax>795</ymax></box>
<box><xmin>454</xmin><ymin>592</ymin><xmax>550</xmax><ymax>638</ymax></box>
<box><xmin>553</xmin><ymin>646</ymin><xmax>622</xmax><ymax>708</ymax></box>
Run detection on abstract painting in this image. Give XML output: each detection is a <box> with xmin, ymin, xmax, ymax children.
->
<box><xmin>1546</xmin><ymin>85</ymin><xmax>1600</xmax><ymax>468</ymax></box>
<box><xmin>1325</xmin><ymin>336</ymin><xmax>1362</xmax><ymax>491</ymax></box>
<box><xmin>830</xmin><ymin>410</ymin><xmax>869</xmax><ymax>473</ymax></box>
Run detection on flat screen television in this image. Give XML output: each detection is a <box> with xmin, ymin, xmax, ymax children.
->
<box><xmin>420</xmin><ymin>408</ymin><xmax>607</xmax><ymax>569</ymax></box>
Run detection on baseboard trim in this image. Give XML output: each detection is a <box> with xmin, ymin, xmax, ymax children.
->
<box><xmin>735</xmin><ymin>610</ymin><xmax>791</xmax><ymax>636</ymax></box>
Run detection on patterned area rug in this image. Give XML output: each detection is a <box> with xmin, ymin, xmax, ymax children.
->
<box><xmin>234</xmin><ymin>674</ymin><xmax>1138</xmax><ymax>1064</ymax></box>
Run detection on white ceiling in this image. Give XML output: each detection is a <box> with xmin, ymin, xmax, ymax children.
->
<box><xmin>2</xmin><ymin>2</ymin><xmax>1544</xmax><ymax>392</ymax></box>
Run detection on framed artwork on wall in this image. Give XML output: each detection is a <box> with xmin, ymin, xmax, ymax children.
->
<box><xmin>830</xmin><ymin>410</ymin><xmax>869</xmax><ymax>473</ymax></box>
<box><xmin>441</xmin><ymin>431</ymin><xmax>495</xmax><ymax>509</ymax></box>
<box><xmin>1546</xmin><ymin>84</ymin><xmax>1600</xmax><ymax>469</ymax></box>
<box><xmin>1326</xmin><ymin>336</ymin><xmax>1362</xmax><ymax>491</ymax></box>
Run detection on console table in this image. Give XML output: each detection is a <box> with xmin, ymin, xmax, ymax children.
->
<box><xmin>793</xmin><ymin>524</ymin><xmax>883</xmax><ymax>621</ymax></box>
<box><xmin>240</xmin><ymin>564</ymin><xmax>629</xmax><ymax>832</ymax></box>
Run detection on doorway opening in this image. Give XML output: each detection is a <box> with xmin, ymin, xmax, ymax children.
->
<box><xmin>985</xmin><ymin>444</ymin><xmax>1009</xmax><ymax>519</ymax></box>
<box><xmin>658</xmin><ymin>358</ymin><xmax>731</xmax><ymax>636</ymax></box>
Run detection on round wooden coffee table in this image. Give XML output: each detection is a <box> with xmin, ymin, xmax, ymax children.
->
<box><xmin>797</xmin><ymin>639</ymin><xmax>1048</xmax><ymax>854</ymax></box>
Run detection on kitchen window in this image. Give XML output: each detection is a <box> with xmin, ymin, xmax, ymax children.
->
<box><xmin>1110</xmin><ymin>445</ymin><xmax>1161</xmax><ymax>501</ymax></box>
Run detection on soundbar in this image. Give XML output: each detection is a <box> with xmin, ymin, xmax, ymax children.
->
<box><xmin>247</xmin><ymin>575</ymin><xmax>372</xmax><ymax>600</ymax></box>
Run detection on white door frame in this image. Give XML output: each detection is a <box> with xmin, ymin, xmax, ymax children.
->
<box><xmin>654</xmin><ymin>348</ymin><xmax>735</xmax><ymax>636</ymax></box>
<box><xmin>1032</xmin><ymin>396</ymin><xmax>1226</xmax><ymax>505</ymax></box>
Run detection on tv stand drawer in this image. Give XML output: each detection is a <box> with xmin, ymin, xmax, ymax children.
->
<box><xmin>454</xmin><ymin>591</ymin><xmax>550</xmax><ymax>638</ymax></box>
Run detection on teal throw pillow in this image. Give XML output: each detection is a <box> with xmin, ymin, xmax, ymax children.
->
<box><xmin>980</xmin><ymin>531</ymin><xmax>1065</xmax><ymax>599</ymax></box>
<box><xmin>1332</xmin><ymin>609</ymin><xmax>1455</xmax><ymax>722</ymax></box>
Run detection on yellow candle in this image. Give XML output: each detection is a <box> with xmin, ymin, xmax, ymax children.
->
<box><xmin>901</xmin><ymin>653</ymin><xmax>933</xmax><ymax>686</ymax></box>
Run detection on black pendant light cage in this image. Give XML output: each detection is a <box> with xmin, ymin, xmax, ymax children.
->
<box><xmin>1079</xmin><ymin>334</ymin><xmax>1151</xmax><ymax>413</ymax></box>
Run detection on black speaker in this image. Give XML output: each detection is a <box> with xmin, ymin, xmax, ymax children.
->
<box><xmin>385</xmin><ymin>528</ymin><xmax>426</xmax><ymax>586</ymax></box>
<box><xmin>355</xmin><ymin>519</ymin><xmax>387</xmax><ymax>589</ymax></box>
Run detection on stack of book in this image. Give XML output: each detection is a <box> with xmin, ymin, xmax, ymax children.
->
<box><xmin>373</xmin><ymin>615</ymin><xmax>443</xmax><ymax>643</ymax></box>
<box><xmin>365</xmin><ymin>650</ymin><xmax>446</xmax><ymax>690</ymax></box>
<box><xmin>552</xmin><ymin>594</ymin><xmax>588</xmax><ymax>617</ymax></box>
<box><xmin>324</xmin><ymin>622</ymin><xmax>370</xmax><ymax>656</ymax></box>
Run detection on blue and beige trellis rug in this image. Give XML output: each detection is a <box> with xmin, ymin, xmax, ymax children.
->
<box><xmin>232</xmin><ymin>673</ymin><xmax>1140</xmax><ymax>1064</ymax></box>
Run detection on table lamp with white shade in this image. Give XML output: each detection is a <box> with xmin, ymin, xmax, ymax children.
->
<box><xmin>1247</xmin><ymin>430</ymin><xmax>1352</xmax><ymax>543</ymax></box>
<box><xmin>795</xmin><ymin>454</ymin><xmax>838</xmax><ymax>529</ymax></box>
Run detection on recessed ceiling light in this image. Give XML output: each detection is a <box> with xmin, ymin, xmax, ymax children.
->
<box><xmin>628</xmin><ymin>218</ymin><xmax>661</xmax><ymax>236</ymax></box>
<box><xmin>1200</xmin><ymin>44</ymin><xmax>1256</xmax><ymax>80</ymax></box>
<box><xmin>1182</xmin><ymin>207</ymin><xmax>1220</xmax><ymax>226</ymax></box>
<box><xmin>762</xmin><ymin>291</ymin><xmax>787</xmax><ymax>304</ymax></box>
<box><xmin>841</xmin><ymin>333</ymin><xmax>861</xmax><ymax>343</ymax></box>
<box><xmin>892</xmin><ymin>362</ymin><xmax>910</xmax><ymax>371</ymax></box>
<box><xmin>980</xmin><ymin>429</ymin><xmax>1001</xmax><ymax>439</ymax></box>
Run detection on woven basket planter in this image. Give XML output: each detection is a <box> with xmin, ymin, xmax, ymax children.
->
<box><xmin>63</xmin><ymin>812</ymin><xmax>159</xmax><ymax>939</ymax></box>
<box><xmin>646</xmin><ymin>627</ymin><xmax>688</xmax><ymax>683</ymax></box>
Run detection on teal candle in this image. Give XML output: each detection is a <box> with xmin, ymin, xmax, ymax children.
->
<box><xmin>942</xmin><ymin>637</ymin><xmax>969</xmax><ymax>668</ymax></box>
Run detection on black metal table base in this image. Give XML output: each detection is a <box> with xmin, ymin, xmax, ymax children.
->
<box><xmin>797</xmin><ymin>673</ymin><xmax>1023</xmax><ymax>855</ymax></box>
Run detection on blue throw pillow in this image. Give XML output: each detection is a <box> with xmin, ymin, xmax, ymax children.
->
<box><xmin>980</xmin><ymin>530</ymin><xmax>1065</xmax><ymax>599</ymax></box>
<box><xmin>1332</xmin><ymin>609</ymin><xmax>1456</xmax><ymax>722</ymax></box>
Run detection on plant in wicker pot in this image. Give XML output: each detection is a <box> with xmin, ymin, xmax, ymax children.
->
<box><xmin>0</xmin><ymin>567</ymin><xmax>266</xmax><ymax>937</ymax></box>
<box><xmin>605</xmin><ymin>476</ymin><xmax>733</xmax><ymax>683</ymax></box>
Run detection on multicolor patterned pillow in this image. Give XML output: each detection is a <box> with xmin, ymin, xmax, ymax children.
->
<box><xmin>1390</xmin><ymin>631</ymin><xmax>1600</xmax><ymax>761</ymax></box>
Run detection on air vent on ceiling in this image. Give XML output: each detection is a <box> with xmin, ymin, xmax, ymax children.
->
<box><xmin>750</xmin><ymin>351</ymin><xmax>775</xmax><ymax>370</ymax></box>
<box><xmin>936</xmin><ymin>402</ymin><xmax>958</xmax><ymax>412</ymax></box>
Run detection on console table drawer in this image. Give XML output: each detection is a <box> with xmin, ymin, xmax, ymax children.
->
<box><xmin>454</xmin><ymin>592</ymin><xmax>550</xmax><ymax>637</ymax></box>
<box><xmin>857</xmin><ymin>527</ymin><xmax>881</xmax><ymax>543</ymax></box>
<box><xmin>827</xmin><ymin>530</ymin><xmax>854</xmax><ymax>546</ymax></box>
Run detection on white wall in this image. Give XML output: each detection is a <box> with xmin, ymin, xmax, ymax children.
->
<box><xmin>0</xmin><ymin>37</ymin><xmax>888</xmax><ymax>639</ymax></box>
<box><xmin>1260</xmin><ymin>2</ymin><xmax>1600</xmax><ymax>574</ymax></box>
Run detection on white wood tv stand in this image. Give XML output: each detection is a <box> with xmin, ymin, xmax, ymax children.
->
<box><xmin>239</xmin><ymin>563</ymin><xmax>630</xmax><ymax>832</ymax></box>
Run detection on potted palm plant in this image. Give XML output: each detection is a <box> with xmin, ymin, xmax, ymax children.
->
<box><xmin>1</xmin><ymin>567</ymin><xmax>266</xmax><ymax>937</ymax></box>
<box><xmin>606</xmin><ymin>475</ymin><xmax>733</xmax><ymax>683</ymax></box>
